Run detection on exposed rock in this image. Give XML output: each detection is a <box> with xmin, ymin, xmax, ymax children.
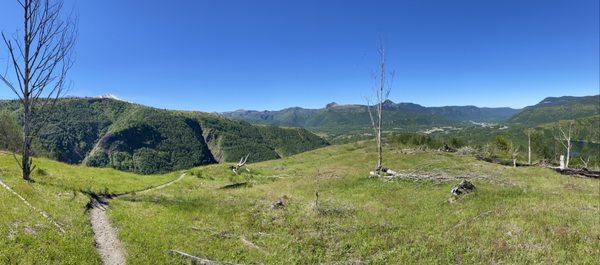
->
<box><xmin>271</xmin><ymin>196</ymin><xmax>288</xmax><ymax>209</ymax></box>
<box><xmin>451</xmin><ymin>180</ymin><xmax>476</xmax><ymax>196</ymax></box>
<box><xmin>369</xmin><ymin>167</ymin><xmax>397</xmax><ymax>178</ymax></box>
<box><xmin>441</xmin><ymin>144</ymin><xmax>457</xmax><ymax>153</ymax></box>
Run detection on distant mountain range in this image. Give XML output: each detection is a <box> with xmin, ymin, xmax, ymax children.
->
<box><xmin>222</xmin><ymin>95</ymin><xmax>599</xmax><ymax>140</ymax></box>
<box><xmin>222</xmin><ymin>100</ymin><xmax>521</xmax><ymax>133</ymax></box>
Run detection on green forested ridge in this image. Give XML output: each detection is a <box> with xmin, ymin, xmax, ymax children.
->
<box><xmin>256</xmin><ymin>125</ymin><xmax>329</xmax><ymax>156</ymax></box>
<box><xmin>507</xmin><ymin>95</ymin><xmax>599</xmax><ymax>125</ymax></box>
<box><xmin>0</xmin><ymin>110</ymin><xmax>21</xmax><ymax>152</ymax></box>
<box><xmin>1</xmin><ymin>95</ymin><xmax>597</xmax><ymax>173</ymax></box>
<box><xmin>0</xmin><ymin>98</ymin><xmax>329</xmax><ymax>174</ymax></box>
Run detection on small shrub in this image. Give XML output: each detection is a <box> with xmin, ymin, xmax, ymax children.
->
<box><xmin>494</xmin><ymin>136</ymin><xmax>511</xmax><ymax>153</ymax></box>
<box><xmin>189</xmin><ymin>169</ymin><xmax>206</xmax><ymax>179</ymax></box>
<box><xmin>34</xmin><ymin>168</ymin><xmax>47</xmax><ymax>176</ymax></box>
<box><xmin>447</xmin><ymin>137</ymin><xmax>464</xmax><ymax>149</ymax></box>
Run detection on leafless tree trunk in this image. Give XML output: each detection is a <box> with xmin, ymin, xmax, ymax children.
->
<box><xmin>525</xmin><ymin>128</ymin><xmax>533</xmax><ymax>165</ymax></box>
<box><xmin>1</xmin><ymin>0</ymin><xmax>76</xmax><ymax>181</ymax></box>
<box><xmin>510</xmin><ymin>144</ymin><xmax>519</xmax><ymax>168</ymax></box>
<box><xmin>557</xmin><ymin>122</ymin><xmax>573</xmax><ymax>169</ymax></box>
<box><xmin>580</xmin><ymin>156</ymin><xmax>590</xmax><ymax>169</ymax></box>
<box><xmin>366</xmin><ymin>43</ymin><xmax>393</xmax><ymax>172</ymax></box>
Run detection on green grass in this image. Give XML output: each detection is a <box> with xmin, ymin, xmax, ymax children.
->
<box><xmin>1</xmin><ymin>141</ymin><xmax>598</xmax><ymax>264</ymax></box>
<box><xmin>0</xmin><ymin>152</ymin><xmax>179</xmax><ymax>264</ymax></box>
<box><xmin>106</xmin><ymin>141</ymin><xmax>599</xmax><ymax>264</ymax></box>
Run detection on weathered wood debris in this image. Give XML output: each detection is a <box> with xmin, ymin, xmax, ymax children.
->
<box><xmin>230</xmin><ymin>154</ymin><xmax>249</xmax><ymax>175</ymax></box>
<box><xmin>475</xmin><ymin>155</ymin><xmax>529</xmax><ymax>167</ymax></box>
<box><xmin>440</xmin><ymin>144</ymin><xmax>457</xmax><ymax>153</ymax></box>
<box><xmin>476</xmin><ymin>155</ymin><xmax>600</xmax><ymax>179</ymax></box>
<box><xmin>167</xmin><ymin>250</ymin><xmax>237</xmax><ymax>265</ymax></box>
<box><xmin>370</xmin><ymin>168</ymin><xmax>457</xmax><ymax>182</ymax></box>
<box><xmin>554</xmin><ymin>168</ymin><xmax>600</xmax><ymax>179</ymax></box>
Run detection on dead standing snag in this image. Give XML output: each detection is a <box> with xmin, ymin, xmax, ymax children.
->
<box><xmin>230</xmin><ymin>154</ymin><xmax>249</xmax><ymax>175</ymax></box>
<box><xmin>1</xmin><ymin>0</ymin><xmax>77</xmax><ymax>180</ymax></box>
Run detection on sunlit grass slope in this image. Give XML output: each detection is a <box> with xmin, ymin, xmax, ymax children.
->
<box><xmin>0</xmin><ymin>153</ymin><xmax>179</xmax><ymax>264</ymax></box>
<box><xmin>108</xmin><ymin>141</ymin><xmax>599</xmax><ymax>264</ymax></box>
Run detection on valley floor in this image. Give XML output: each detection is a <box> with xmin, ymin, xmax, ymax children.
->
<box><xmin>0</xmin><ymin>141</ymin><xmax>598</xmax><ymax>264</ymax></box>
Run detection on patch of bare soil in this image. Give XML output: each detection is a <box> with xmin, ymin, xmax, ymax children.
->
<box><xmin>89</xmin><ymin>203</ymin><xmax>126</xmax><ymax>265</ymax></box>
<box><xmin>88</xmin><ymin>173</ymin><xmax>187</xmax><ymax>265</ymax></box>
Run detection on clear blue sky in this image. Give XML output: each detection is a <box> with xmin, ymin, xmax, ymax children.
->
<box><xmin>0</xmin><ymin>0</ymin><xmax>598</xmax><ymax>111</ymax></box>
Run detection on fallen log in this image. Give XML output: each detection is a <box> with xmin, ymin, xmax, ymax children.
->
<box><xmin>475</xmin><ymin>156</ymin><xmax>530</xmax><ymax>167</ymax></box>
<box><xmin>554</xmin><ymin>168</ymin><xmax>600</xmax><ymax>179</ymax></box>
<box><xmin>370</xmin><ymin>168</ymin><xmax>457</xmax><ymax>182</ymax></box>
<box><xmin>240</xmin><ymin>236</ymin><xmax>267</xmax><ymax>254</ymax></box>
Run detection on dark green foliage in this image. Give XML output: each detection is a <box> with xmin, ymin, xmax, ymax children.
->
<box><xmin>493</xmin><ymin>136</ymin><xmax>511</xmax><ymax>152</ymax></box>
<box><xmin>91</xmin><ymin>107</ymin><xmax>216</xmax><ymax>173</ymax></box>
<box><xmin>29</xmin><ymin>98</ymin><xmax>131</xmax><ymax>163</ymax></box>
<box><xmin>387</xmin><ymin>133</ymin><xmax>443</xmax><ymax>149</ymax></box>
<box><xmin>434</xmin><ymin>114</ymin><xmax>599</xmax><ymax>168</ymax></box>
<box><xmin>386</xmin><ymin>132</ymin><xmax>467</xmax><ymax>150</ymax></box>
<box><xmin>0</xmin><ymin>98</ymin><xmax>329</xmax><ymax>174</ymax></box>
<box><xmin>110</xmin><ymin>151</ymin><xmax>133</xmax><ymax>171</ymax></box>
<box><xmin>132</xmin><ymin>148</ymin><xmax>171</xmax><ymax>174</ymax></box>
<box><xmin>256</xmin><ymin>125</ymin><xmax>329</xmax><ymax>156</ymax></box>
<box><xmin>194</xmin><ymin>113</ymin><xmax>280</xmax><ymax>162</ymax></box>
<box><xmin>0</xmin><ymin>110</ymin><xmax>21</xmax><ymax>152</ymax></box>
<box><xmin>508</xmin><ymin>95</ymin><xmax>599</xmax><ymax>125</ymax></box>
<box><xmin>448</xmin><ymin>137</ymin><xmax>464</xmax><ymax>149</ymax></box>
<box><xmin>85</xmin><ymin>151</ymin><xmax>109</xmax><ymax>167</ymax></box>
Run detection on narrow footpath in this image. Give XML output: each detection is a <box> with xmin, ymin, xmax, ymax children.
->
<box><xmin>88</xmin><ymin>173</ymin><xmax>187</xmax><ymax>265</ymax></box>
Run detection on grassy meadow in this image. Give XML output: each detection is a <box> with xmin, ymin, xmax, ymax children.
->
<box><xmin>110</xmin><ymin>141</ymin><xmax>599</xmax><ymax>264</ymax></box>
<box><xmin>0</xmin><ymin>152</ymin><xmax>179</xmax><ymax>264</ymax></box>
<box><xmin>0</xmin><ymin>140</ymin><xmax>598</xmax><ymax>264</ymax></box>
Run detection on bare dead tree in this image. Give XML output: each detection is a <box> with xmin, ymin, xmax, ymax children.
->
<box><xmin>1</xmin><ymin>0</ymin><xmax>76</xmax><ymax>181</ymax></box>
<box><xmin>510</xmin><ymin>144</ymin><xmax>520</xmax><ymax>168</ymax></box>
<box><xmin>366</xmin><ymin>42</ymin><xmax>394</xmax><ymax>173</ymax></box>
<box><xmin>524</xmin><ymin>128</ymin><xmax>534</xmax><ymax>165</ymax></box>
<box><xmin>231</xmin><ymin>154</ymin><xmax>249</xmax><ymax>175</ymax></box>
<box><xmin>579</xmin><ymin>156</ymin><xmax>590</xmax><ymax>169</ymax></box>
<box><xmin>556</xmin><ymin>122</ymin><xmax>573</xmax><ymax>169</ymax></box>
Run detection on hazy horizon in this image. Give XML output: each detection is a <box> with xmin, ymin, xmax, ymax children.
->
<box><xmin>24</xmin><ymin>92</ymin><xmax>596</xmax><ymax>113</ymax></box>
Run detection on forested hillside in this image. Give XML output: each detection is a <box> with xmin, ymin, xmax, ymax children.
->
<box><xmin>507</xmin><ymin>95</ymin><xmax>599</xmax><ymax>125</ymax></box>
<box><xmin>0</xmin><ymin>98</ymin><xmax>329</xmax><ymax>174</ymax></box>
<box><xmin>357</xmin><ymin>95</ymin><xmax>600</xmax><ymax>169</ymax></box>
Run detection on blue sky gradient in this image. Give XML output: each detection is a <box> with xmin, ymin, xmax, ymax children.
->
<box><xmin>0</xmin><ymin>0</ymin><xmax>598</xmax><ymax>111</ymax></box>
